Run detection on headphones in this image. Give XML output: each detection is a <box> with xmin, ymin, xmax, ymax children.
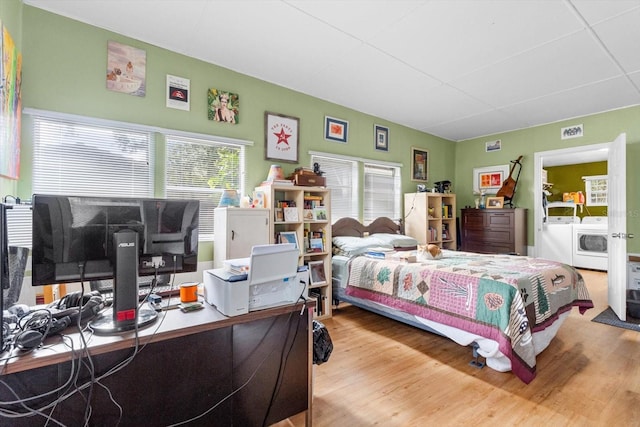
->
<box><xmin>48</xmin><ymin>291</ymin><xmax>105</xmax><ymax>324</ymax></box>
<box><xmin>11</xmin><ymin>292</ymin><xmax>105</xmax><ymax>352</ymax></box>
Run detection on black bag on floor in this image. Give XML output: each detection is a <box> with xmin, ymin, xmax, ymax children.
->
<box><xmin>312</xmin><ymin>320</ymin><xmax>333</xmax><ymax>365</ymax></box>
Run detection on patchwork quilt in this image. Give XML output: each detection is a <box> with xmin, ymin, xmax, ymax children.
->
<box><xmin>345</xmin><ymin>250</ymin><xmax>593</xmax><ymax>383</ymax></box>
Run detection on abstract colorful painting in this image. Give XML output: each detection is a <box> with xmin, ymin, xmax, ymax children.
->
<box><xmin>0</xmin><ymin>23</ymin><xmax>22</xmax><ymax>180</ymax></box>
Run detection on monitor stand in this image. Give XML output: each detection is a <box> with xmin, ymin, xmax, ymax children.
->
<box><xmin>90</xmin><ymin>229</ymin><xmax>158</xmax><ymax>335</ymax></box>
<box><xmin>90</xmin><ymin>307</ymin><xmax>157</xmax><ymax>334</ymax></box>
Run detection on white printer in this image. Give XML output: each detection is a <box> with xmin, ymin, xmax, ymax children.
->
<box><xmin>203</xmin><ymin>244</ymin><xmax>307</xmax><ymax>316</ymax></box>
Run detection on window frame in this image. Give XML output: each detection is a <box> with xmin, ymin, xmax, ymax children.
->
<box><xmin>583</xmin><ymin>174</ymin><xmax>608</xmax><ymax>207</ymax></box>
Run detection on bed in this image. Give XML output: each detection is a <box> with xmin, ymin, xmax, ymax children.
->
<box><xmin>331</xmin><ymin>217</ymin><xmax>594</xmax><ymax>383</ymax></box>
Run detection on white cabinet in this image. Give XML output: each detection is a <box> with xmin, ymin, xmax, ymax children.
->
<box><xmin>213</xmin><ymin>208</ymin><xmax>269</xmax><ymax>268</ymax></box>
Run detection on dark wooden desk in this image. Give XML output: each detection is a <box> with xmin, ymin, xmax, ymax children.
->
<box><xmin>0</xmin><ymin>300</ymin><xmax>314</xmax><ymax>426</ymax></box>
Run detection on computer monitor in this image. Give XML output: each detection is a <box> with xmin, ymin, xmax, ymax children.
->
<box><xmin>31</xmin><ymin>195</ymin><xmax>199</xmax><ymax>285</ymax></box>
<box><xmin>31</xmin><ymin>195</ymin><xmax>199</xmax><ymax>333</ymax></box>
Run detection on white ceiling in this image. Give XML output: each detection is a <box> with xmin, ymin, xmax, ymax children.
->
<box><xmin>23</xmin><ymin>0</ymin><xmax>640</xmax><ymax>142</ymax></box>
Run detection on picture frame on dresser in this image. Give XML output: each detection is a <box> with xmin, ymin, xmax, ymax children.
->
<box><xmin>486</xmin><ymin>196</ymin><xmax>504</xmax><ymax>209</ymax></box>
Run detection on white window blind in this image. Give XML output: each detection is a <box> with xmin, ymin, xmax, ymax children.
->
<box><xmin>364</xmin><ymin>163</ymin><xmax>401</xmax><ymax>224</ymax></box>
<box><xmin>32</xmin><ymin>116</ymin><xmax>153</xmax><ymax>197</ymax></box>
<box><xmin>311</xmin><ymin>155</ymin><xmax>358</xmax><ymax>221</ymax></box>
<box><xmin>165</xmin><ymin>135</ymin><xmax>244</xmax><ymax>240</ymax></box>
<box><xmin>4</xmin><ymin>205</ymin><xmax>32</xmax><ymax>248</ymax></box>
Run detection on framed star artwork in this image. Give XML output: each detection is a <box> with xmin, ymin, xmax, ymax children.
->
<box><xmin>265</xmin><ymin>112</ymin><xmax>299</xmax><ymax>163</ymax></box>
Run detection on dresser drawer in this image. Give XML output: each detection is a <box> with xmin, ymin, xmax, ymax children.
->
<box><xmin>463</xmin><ymin>228</ymin><xmax>513</xmax><ymax>244</ymax></box>
<box><xmin>486</xmin><ymin>212</ymin><xmax>515</xmax><ymax>229</ymax></box>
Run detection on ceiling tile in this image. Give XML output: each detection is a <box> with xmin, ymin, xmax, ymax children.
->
<box><xmin>571</xmin><ymin>0</ymin><xmax>640</xmax><ymax>25</ymax></box>
<box><xmin>367</xmin><ymin>0</ymin><xmax>584</xmax><ymax>82</ymax></box>
<box><xmin>500</xmin><ymin>76</ymin><xmax>640</xmax><ymax>126</ymax></box>
<box><xmin>590</xmin><ymin>7</ymin><xmax>640</xmax><ymax>73</ymax></box>
<box><xmin>450</xmin><ymin>30</ymin><xmax>621</xmax><ymax>107</ymax></box>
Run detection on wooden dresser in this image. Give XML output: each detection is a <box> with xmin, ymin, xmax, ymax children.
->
<box><xmin>461</xmin><ymin>208</ymin><xmax>527</xmax><ymax>255</ymax></box>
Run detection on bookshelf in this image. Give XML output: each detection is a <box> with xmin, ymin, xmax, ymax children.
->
<box><xmin>255</xmin><ymin>184</ymin><xmax>332</xmax><ymax>319</ymax></box>
<box><xmin>404</xmin><ymin>192</ymin><xmax>457</xmax><ymax>250</ymax></box>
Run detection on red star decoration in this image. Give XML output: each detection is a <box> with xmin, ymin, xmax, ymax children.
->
<box><xmin>274</xmin><ymin>127</ymin><xmax>291</xmax><ymax>145</ymax></box>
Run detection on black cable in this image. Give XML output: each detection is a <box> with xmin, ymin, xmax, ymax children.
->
<box><xmin>261</xmin><ymin>305</ymin><xmax>304</xmax><ymax>427</ymax></box>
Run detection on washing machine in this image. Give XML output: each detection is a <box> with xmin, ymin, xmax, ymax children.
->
<box><xmin>573</xmin><ymin>216</ymin><xmax>608</xmax><ymax>271</ymax></box>
<box><xmin>539</xmin><ymin>215</ymin><xmax>579</xmax><ymax>265</ymax></box>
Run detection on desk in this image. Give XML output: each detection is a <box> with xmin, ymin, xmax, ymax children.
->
<box><xmin>0</xmin><ymin>300</ymin><xmax>314</xmax><ymax>426</ymax></box>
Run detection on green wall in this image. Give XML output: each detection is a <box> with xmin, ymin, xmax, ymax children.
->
<box><xmin>546</xmin><ymin>161</ymin><xmax>607</xmax><ymax>219</ymax></box>
<box><xmin>17</xmin><ymin>5</ymin><xmax>454</xmax><ymax>207</ymax></box>
<box><xmin>454</xmin><ymin>107</ymin><xmax>640</xmax><ymax>252</ymax></box>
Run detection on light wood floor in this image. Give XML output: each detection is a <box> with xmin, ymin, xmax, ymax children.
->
<box><xmin>277</xmin><ymin>269</ymin><xmax>640</xmax><ymax>426</ymax></box>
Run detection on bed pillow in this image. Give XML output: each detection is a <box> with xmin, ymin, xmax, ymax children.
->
<box><xmin>331</xmin><ymin>235</ymin><xmax>393</xmax><ymax>257</ymax></box>
<box><xmin>372</xmin><ymin>233</ymin><xmax>418</xmax><ymax>250</ymax></box>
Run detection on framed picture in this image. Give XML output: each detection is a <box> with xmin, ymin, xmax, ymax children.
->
<box><xmin>472</xmin><ymin>164</ymin><xmax>509</xmax><ymax>193</ymax></box>
<box><xmin>485</xmin><ymin>139</ymin><xmax>501</xmax><ymax>152</ymax></box>
<box><xmin>308</xmin><ymin>260</ymin><xmax>327</xmax><ymax>286</ymax></box>
<box><xmin>265</xmin><ymin>112</ymin><xmax>299</xmax><ymax>163</ymax></box>
<box><xmin>303</xmin><ymin>209</ymin><xmax>314</xmax><ymax>220</ymax></box>
<box><xmin>486</xmin><ymin>196</ymin><xmax>505</xmax><ymax>209</ymax></box>
<box><xmin>283</xmin><ymin>207</ymin><xmax>299</xmax><ymax>222</ymax></box>
<box><xmin>106</xmin><ymin>41</ymin><xmax>146</xmax><ymax>97</ymax></box>
<box><xmin>312</xmin><ymin>207</ymin><xmax>327</xmax><ymax>221</ymax></box>
<box><xmin>208</xmin><ymin>88</ymin><xmax>239</xmax><ymax>124</ymax></box>
<box><xmin>166</xmin><ymin>74</ymin><xmax>190</xmax><ymax>111</ymax></box>
<box><xmin>279</xmin><ymin>231</ymin><xmax>299</xmax><ymax>249</ymax></box>
<box><xmin>274</xmin><ymin>208</ymin><xmax>284</xmax><ymax>222</ymax></box>
<box><xmin>411</xmin><ymin>147</ymin><xmax>429</xmax><ymax>182</ymax></box>
<box><xmin>324</xmin><ymin>116</ymin><xmax>348</xmax><ymax>143</ymax></box>
<box><xmin>374</xmin><ymin>125</ymin><xmax>389</xmax><ymax>151</ymax></box>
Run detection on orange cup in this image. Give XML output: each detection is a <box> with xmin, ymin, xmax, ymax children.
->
<box><xmin>180</xmin><ymin>282</ymin><xmax>198</xmax><ymax>303</ymax></box>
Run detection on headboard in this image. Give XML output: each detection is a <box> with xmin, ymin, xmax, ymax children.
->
<box><xmin>332</xmin><ymin>217</ymin><xmax>402</xmax><ymax>238</ymax></box>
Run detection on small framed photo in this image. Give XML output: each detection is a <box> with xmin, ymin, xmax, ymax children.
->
<box><xmin>485</xmin><ymin>139</ymin><xmax>501</xmax><ymax>152</ymax></box>
<box><xmin>486</xmin><ymin>196</ymin><xmax>505</xmax><ymax>209</ymax></box>
<box><xmin>411</xmin><ymin>147</ymin><xmax>429</xmax><ymax>182</ymax></box>
<box><xmin>279</xmin><ymin>231</ymin><xmax>299</xmax><ymax>249</ymax></box>
<box><xmin>312</xmin><ymin>207</ymin><xmax>328</xmax><ymax>221</ymax></box>
<box><xmin>303</xmin><ymin>209</ymin><xmax>314</xmax><ymax>221</ymax></box>
<box><xmin>309</xmin><ymin>238</ymin><xmax>324</xmax><ymax>252</ymax></box>
<box><xmin>374</xmin><ymin>125</ymin><xmax>389</xmax><ymax>151</ymax></box>
<box><xmin>283</xmin><ymin>207</ymin><xmax>299</xmax><ymax>222</ymax></box>
<box><xmin>325</xmin><ymin>116</ymin><xmax>348</xmax><ymax>143</ymax></box>
<box><xmin>308</xmin><ymin>260</ymin><xmax>327</xmax><ymax>286</ymax></box>
<box><xmin>274</xmin><ymin>208</ymin><xmax>284</xmax><ymax>222</ymax></box>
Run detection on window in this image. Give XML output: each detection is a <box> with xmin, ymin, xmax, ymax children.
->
<box><xmin>583</xmin><ymin>175</ymin><xmax>608</xmax><ymax>206</ymax></box>
<box><xmin>310</xmin><ymin>152</ymin><xmax>402</xmax><ymax>223</ymax></box>
<box><xmin>310</xmin><ymin>154</ymin><xmax>358</xmax><ymax>221</ymax></box>
<box><xmin>363</xmin><ymin>163</ymin><xmax>401</xmax><ymax>224</ymax></box>
<box><xmin>165</xmin><ymin>135</ymin><xmax>244</xmax><ymax>240</ymax></box>
<box><xmin>32</xmin><ymin>116</ymin><xmax>153</xmax><ymax>197</ymax></box>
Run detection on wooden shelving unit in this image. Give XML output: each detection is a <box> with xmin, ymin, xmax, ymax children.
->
<box><xmin>255</xmin><ymin>184</ymin><xmax>332</xmax><ymax>319</ymax></box>
<box><xmin>404</xmin><ymin>192</ymin><xmax>457</xmax><ymax>250</ymax></box>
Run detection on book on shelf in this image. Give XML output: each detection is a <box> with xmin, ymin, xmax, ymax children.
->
<box><xmin>308</xmin><ymin>288</ymin><xmax>324</xmax><ymax>316</ymax></box>
<box><xmin>303</xmin><ymin>195</ymin><xmax>324</xmax><ymax>209</ymax></box>
<box><xmin>276</xmin><ymin>200</ymin><xmax>296</xmax><ymax>208</ymax></box>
